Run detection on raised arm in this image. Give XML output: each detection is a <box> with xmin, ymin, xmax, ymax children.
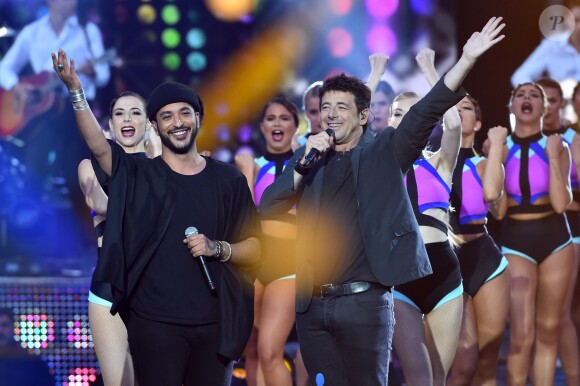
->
<box><xmin>366</xmin><ymin>54</ymin><xmax>389</xmax><ymax>96</ymax></box>
<box><xmin>389</xmin><ymin>16</ymin><xmax>506</xmax><ymax>171</ymax></box>
<box><xmin>51</xmin><ymin>49</ymin><xmax>112</xmax><ymax>175</ymax></box>
<box><xmin>481</xmin><ymin>126</ymin><xmax>507</xmax><ymax>202</ymax></box>
<box><xmin>416</xmin><ymin>48</ymin><xmax>461</xmax><ymax>173</ymax></box>
<box><xmin>443</xmin><ymin>17</ymin><xmax>506</xmax><ymax>92</ymax></box>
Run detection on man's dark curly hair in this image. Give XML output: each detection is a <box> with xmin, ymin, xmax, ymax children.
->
<box><xmin>319</xmin><ymin>73</ymin><xmax>371</xmax><ymax>115</ymax></box>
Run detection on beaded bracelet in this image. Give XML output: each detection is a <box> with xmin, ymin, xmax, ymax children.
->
<box><xmin>72</xmin><ymin>103</ymin><xmax>90</xmax><ymax>111</ymax></box>
<box><xmin>69</xmin><ymin>89</ymin><xmax>86</xmax><ymax>103</ymax></box>
<box><xmin>214</xmin><ymin>240</ymin><xmax>224</xmax><ymax>260</ymax></box>
<box><xmin>220</xmin><ymin>241</ymin><xmax>232</xmax><ymax>263</ymax></box>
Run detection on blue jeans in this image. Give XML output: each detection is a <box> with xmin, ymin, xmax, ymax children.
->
<box><xmin>296</xmin><ymin>287</ymin><xmax>394</xmax><ymax>386</ymax></box>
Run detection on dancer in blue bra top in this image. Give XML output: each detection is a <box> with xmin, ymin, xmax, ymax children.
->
<box><xmin>446</xmin><ymin>95</ymin><xmax>510</xmax><ymax>386</ymax></box>
<box><xmin>536</xmin><ymin>77</ymin><xmax>580</xmax><ymax>386</ymax></box>
<box><xmin>389</xmin><ymin>48</ymin><xmax>463</xmax><ymax>386</ymax></box>
<box><xmin>78</xmin><ymin>91</ymin><xmax>157</xmax><ymax>385</ymax></box>
<box><xmin>496</xmin><ymin>82</ymin><xmax>574</xmax><ymax>385</ymax></box>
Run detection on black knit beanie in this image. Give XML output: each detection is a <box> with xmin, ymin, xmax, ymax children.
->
<box><xmin>147</xmin><ymin>82</ymin><xmax>204</xmax><ymax>121</ymax></box>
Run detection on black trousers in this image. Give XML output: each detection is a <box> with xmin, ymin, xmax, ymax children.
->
<box><xmin>127</xmin><ymin>312</ymin><xmax>233</xmax><ymax>386</ymax></box>
<box><xmin>296</xmin><ymin>287</ymin><xmax>394</xmax><ymax>386</ymax></box>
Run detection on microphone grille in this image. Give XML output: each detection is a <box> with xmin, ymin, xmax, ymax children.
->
<box><xmin>184</xmin><ymin>226</ymin><xmax>198</xmax><ymax>237</ymax></box>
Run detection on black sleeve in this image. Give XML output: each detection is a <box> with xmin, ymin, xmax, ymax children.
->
<box><xmin>386</xmin><ymin>77</ymin><xmax>466</xmax><ymax>172</ymax></box>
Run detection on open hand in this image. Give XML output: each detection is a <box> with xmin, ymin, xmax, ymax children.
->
<box><xmin>462</xmin><ymin>17</ymin><xmax>506</xmax><ymax>62</ymax></box>
<box><xmin>51</xmin><ymin>49</ymin><xmax>82</xmax><ymax>91</ymax></box>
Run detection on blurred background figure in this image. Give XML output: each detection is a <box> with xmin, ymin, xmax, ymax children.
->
<box><xmin>511</xmin><ymin>4</ymin><xmax>580</xmax><ymax>87</ymax></box>
<box><xmin>0</xmin><ymin>0</ymin><xmax>110</xmax><ymax>259</ymax></box>
<box><xmin>367</xmin><ymin>80</ymin><xmax>396</xmax><ymax>138</ymax></box>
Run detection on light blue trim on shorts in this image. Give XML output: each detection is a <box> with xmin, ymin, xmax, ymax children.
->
<box><xmin>274</xmin><ymin>274</ymin><xmax>296</xmax><ymax>282</ymax></box>
<box><xmin>501</xmin><ymin>246</ymin><xmax>536</xmax><ymax>264</ymax></box>
<box><xmin>485</xmin><ymin>256</ymin><xmax>509</xmax><ymax>283</ymax></box>
<box><xmin>554</xmin><ymin>238</ymin><xmax>573</xmax><ymax>254</ymax></box>
<box><xmin>573</xmin><ymin>236</ymin><xmax>580</xmax><ymax>245</ymax></box>
<box><xmin>88</xmin><ymin>291</ymin><xmax>113</xmax><ymax>307</ymax></box>
<box><xmin>502</xmin><ymin>237</ymin><xmax>573</xmax><ymax>265</ymax></box>
<box><xmin>432</xmin><ymin>282</ymin><xmax>463</xmax><ymax>311</ymax></box>
<box><xmin>393</xmin><ymin>282</ymin><xmax>463</xmax><ymax>314</ymax></box>
<box><xmin>392</xmin><ymin>291</ymin><xmax>421</xmax><ymax>312</ymax></box>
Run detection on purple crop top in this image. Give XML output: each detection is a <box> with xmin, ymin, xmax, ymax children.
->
<box><xmin>254</xmin><ymin>150</ymin><xmax>293</xmax><ymax>206</ymax></box>
<box><xmin>505</xmin><ymin>133</ymin><xmax>549</xmax><ymax>205</ymax></box>
<box><xmin>405</xmin><ymin>158</ymin><xmax>451</xmax><ymax>213</ymax></box>
<box><xmin>449</xmin><ymin>148</ymin><xmax>489</xmax><ymax>234</ymax></box>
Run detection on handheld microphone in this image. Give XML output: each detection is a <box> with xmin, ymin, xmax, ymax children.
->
<box><xmin>301</xmin><ymin>128</ymin><xmax>335</xmax><ymax>168</ymax></box>
<box><xmin>184</xmin><ymin>226</ymin><xmax>216</xmax><ymax>291</ymax></box>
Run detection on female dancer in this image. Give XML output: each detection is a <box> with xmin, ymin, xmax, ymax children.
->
<box><xmin>496</xmin><ymin>82</ymin><xmax>574</xmax><ymax>386</ymax></box>
<box><xmin>390</xmin><ymin>48</ymin><xmax>464</xmax><ymax>386</ymax></box>
<box><xmin>446</xmin><ymin>95</ymin><xmax>510</xmax><ymax>386</ymax></box>
<box><xmin>78</xmin><ymin>91</ymin><xmax>155</xmax><ymax>385</ymax></box>
<box><xmin>368</xmin><ymin>80</ymin><xmax>396</xmax><ymax>136</ymax></box>
<box><xmin>536</xmin><ymin>77</ymin><xmax>580</xmax><ymax>386</ymax></box>
<box><xmin>235</xmin><ymin>96</ymin><xmax>305</xmax><ymax>386</ymax></box>
<box><xmin>572</xmin><ymin>81</ymin><xmax>580</xmax><ymax>358</ymax></box>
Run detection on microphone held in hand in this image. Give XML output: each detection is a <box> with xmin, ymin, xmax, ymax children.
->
<box><xmin>184</xmin><ymin>226</ymin><xmax>216</xmax><ymax>291</ymax></box>
<box><xmin>301</xmin><ymin>128</ymin><xmax>335</xmax><ymax>169</ymax></box>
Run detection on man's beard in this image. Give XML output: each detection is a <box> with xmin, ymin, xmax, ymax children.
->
<box><xmin>159</xmin><ymin>125</ymin><xmax>197</xmax><ymax>154</ymax></box>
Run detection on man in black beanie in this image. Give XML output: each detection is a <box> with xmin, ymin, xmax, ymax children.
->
<box><xmin>52</xmin><ymin>49</ymin><xmax>262</xmax><ymax>386</ymax></box>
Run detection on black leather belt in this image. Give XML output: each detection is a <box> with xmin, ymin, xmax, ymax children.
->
<box><xmin>312</xmin><ymin>281</ymin><xmax>388</xmax><ymax>299</ymax></box>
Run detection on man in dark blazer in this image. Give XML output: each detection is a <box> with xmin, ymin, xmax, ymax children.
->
<box><xmin>259</xmin><ymin>17</ymin><xmax>506</xmax><ymax>386</ymax></box>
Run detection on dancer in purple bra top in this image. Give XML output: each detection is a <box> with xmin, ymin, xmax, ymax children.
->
<box><xmin>446</xmin><ymin>95</ymin><xmax>511</xmax><ymax>386</ymax></box>
<box><xmin>536</xmin><ymin>77</ymin><xmax>580</xmax><ymax>386</ymax></box>
<box><xmin>235</xmin><ymin>95</ymin><xmax>308</xmax><ymax>386</ymax></box>
<box><xmin>495</xmin><ymin>82</ymin><xmax>574</xmax><ymax>385</ymax></box>
<box><xmin>390</xmin><ymin>48</ymin><xmax>464</xmax><ymax>386</ymax></box>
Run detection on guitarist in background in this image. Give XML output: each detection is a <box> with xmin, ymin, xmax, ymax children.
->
<box><xmin>0</xmin><ymin>0</ymin><xmax>110</xmax><ymax>250</ymax></box>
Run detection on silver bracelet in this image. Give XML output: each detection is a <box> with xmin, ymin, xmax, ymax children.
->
<box><xmin>69</xmin><ymin>89</ymin><xmax>86</xmax><ymax>103</ymax></box>
<box><xmin>220</xmin><ymin>241</ymin><xmax>232</xmax><ymax>263</ymax></box>
<box><xmin>72</xmin><ymin>103</ymin><xmax>90</xmax><ymax>111</ymax></box>
<box><xmin>214</xmin><ymin>240</ymin><xmax>223</xmax><ymax>260</ymax></box>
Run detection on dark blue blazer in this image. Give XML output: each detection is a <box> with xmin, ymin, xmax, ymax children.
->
<box><xmin>260</xmin><ymin>78</ymin><xmax>466</xmax><ymax>312</ymax></box>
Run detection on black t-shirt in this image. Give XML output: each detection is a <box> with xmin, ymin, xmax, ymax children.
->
<box><xmin>131</xmin><ymin>161</ymin><xmax>220</xmax><ymax>325</ymax></box>
<box><xmin>313</xmin><ymin>150</ymin><xmax>375</xmax><ymax>285</ymax></box>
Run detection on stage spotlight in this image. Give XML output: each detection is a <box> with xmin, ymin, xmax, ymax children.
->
<box><xmin>161</xmin><ymin>28</ymin><xmax>181</xmax><ymax>48</ymax></box>
<box><xmin>186</xmin><ymin>28</ymin><xmax>206</xmax><ymax>49</ymax></box>
<box><xmin>136</xmin><ymin>4</ymin><xmax>156</xmax><ymax>24</ymax></box>
<box><xmin>212</xmin><ymin>147</ymin><xmax>233</xmax><ymax>163</ymax></box>
<box><xmin>410</xmin><ymin>0</ymin><xmax>434</xmax><ymax>16</ymax></box>
<box><xmin>366</xmin><ymin>24</ymin><xmax>397</xmax><ymax>55</ymax></box>
<box><xmin>365</xmin><ymin>0</ymin><xmax>399</xmax><ymax>21</ymax></box>
<box><xmin>327</xmin><ymin>27</ymin><xmax>353</xmax><ymax>58</ymax></box>
<box><xmin>161</xmin><ymin>4</ymin><xmax>180</xmax><ymax>25</ymax></box>
<box><xmin>237</xmin><ymin>124</ymin><xmax>253</xmax><ymax>143</ymax></box>
<box><xmin>163</xmin><ymin>52</ymin><xmax>181</xmax><ymax>71</ymax></box>
<box><xmin>204</xmin><ymin>0</ymin><xmax>255</xmax><ymax>22</ymax></box>
<box><xmin>329</xmin><ymin>0</ymin><xmax>353</xmax><ymax>15</ymax></box>
<box><xmin>186</xmin><ymin>51</ymin><xmax>207</xmax><ymax>72</ymax></box>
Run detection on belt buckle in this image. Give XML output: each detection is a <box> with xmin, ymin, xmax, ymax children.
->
<box><xmin>320</xmin><ymin>283</ymin><xmax>337</xmax><ymax>298</ymax></box>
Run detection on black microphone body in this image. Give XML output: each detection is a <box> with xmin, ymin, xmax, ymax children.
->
<box><xmin>184</xmin><ymin>226</ymin><xmax>216</xmax><ymax>291</ymax></box>
<box><xmin>301</xmin><ymin>128</ymin><xmax>335</xmax><ymax>168</ymax></box>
